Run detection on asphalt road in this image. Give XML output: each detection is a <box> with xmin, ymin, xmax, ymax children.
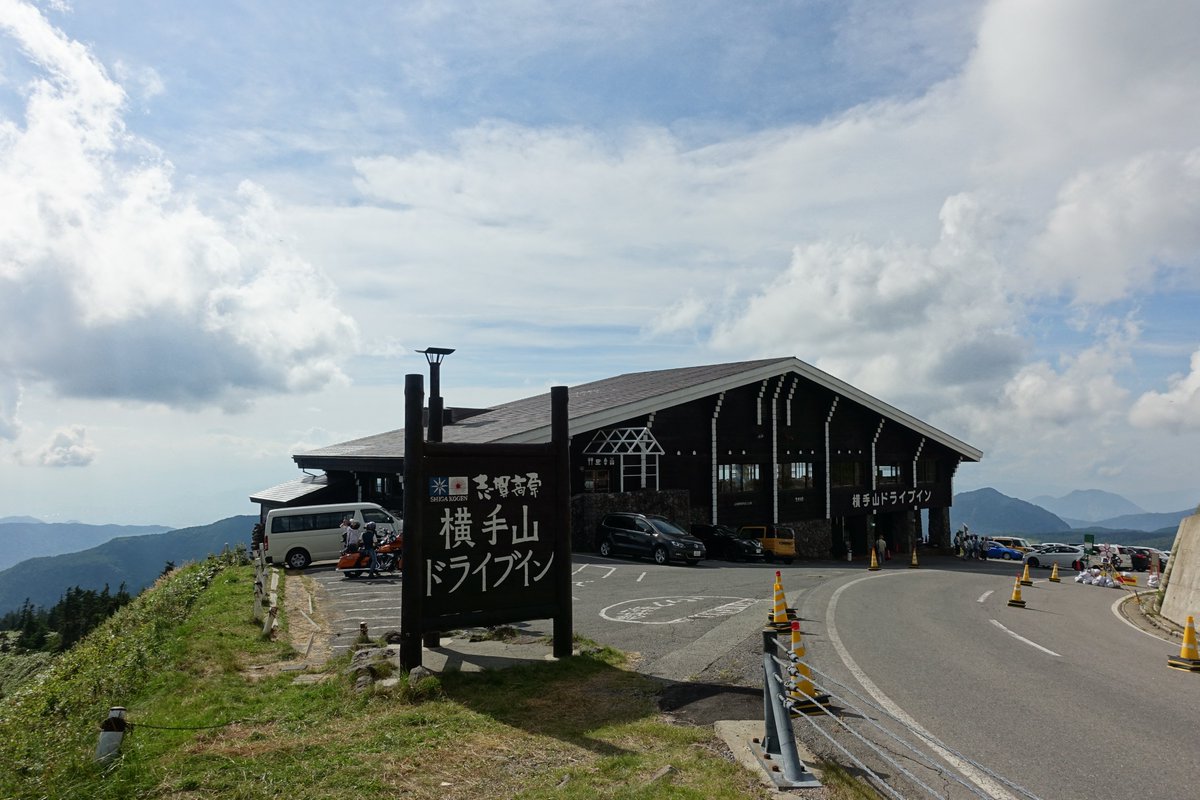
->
<box><xmin>302</xmin><ymin>553</ymin><xmax>1198</xmax><ymax>798</ymax></box>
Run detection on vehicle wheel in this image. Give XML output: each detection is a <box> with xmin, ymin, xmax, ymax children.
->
<box><xmin>284</xmin><ymin>548</ymin><xmax>311</xmax><ymax>570</ymax></box>
<box><xmin>599</xmin><ymin>539</ymin><xmax>613</xmax><ymax>558</ymax></box>
<box><xmin>653</xmin><ymin>546</ymin><xmax>669</xmax><ymax>565</ymax></box>
<box><xmin>1027</xmin><ymin>557</ymin><xmax>1040</xmax><ymax>568</ymax></box>
<box><xmin>345</xmin><ymin>571</ymin><xmax>361</xmax><ymax>579</ymax></box>
<box><xmin>1006</xmin><ymin>553</ymin><xmax>1017</xmax><ymax>560</ymax></box>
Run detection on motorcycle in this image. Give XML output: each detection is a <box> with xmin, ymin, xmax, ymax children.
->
<box><xmin>336</xmin><ymin>530</ymin><xmax>402</xmax><ymax>578</ymax></box>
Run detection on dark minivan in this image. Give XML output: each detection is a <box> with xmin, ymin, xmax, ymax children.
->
<box><xmin>596</xmin><ymin>513</ymin><xmax>706</xmax><ymax>565</ymax></box>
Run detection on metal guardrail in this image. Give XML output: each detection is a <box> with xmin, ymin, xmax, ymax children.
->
<box><xmin>750</xmin><ymin>625</ymin><xmax>822</xmax><ymax>789</ymax></box>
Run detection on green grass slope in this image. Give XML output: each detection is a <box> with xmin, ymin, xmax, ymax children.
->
<box><xmin>0</xmin><ymin>556</ymin><xmax>788</xmax><ymax>799</ymax></box>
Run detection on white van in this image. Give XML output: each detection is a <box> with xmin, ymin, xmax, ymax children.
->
<box><xmin>264</xmin><ymin>502</ymin><xmax>400</xmax><ymax>569</ymax></box>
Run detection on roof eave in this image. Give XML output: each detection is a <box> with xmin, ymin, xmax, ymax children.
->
<box><xmin>498</xmin><ymin>356</ymin><xmax>982</xmax><ymax>461</ymax></box>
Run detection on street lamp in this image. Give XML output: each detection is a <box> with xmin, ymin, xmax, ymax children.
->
<box><xmin>416</xmin><ymin>347</ymin><xmax>455</xmax><ymax>443</ymax></box>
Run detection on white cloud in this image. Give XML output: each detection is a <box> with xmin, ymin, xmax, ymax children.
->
<box><xmin>112</xmin><ymin>59</ymin><xmax>164</xmax><ymax>102</ymax></box>
<box><xmin>1130</xmin><ymin>349</ymin><xmax>1200</xmax><ymax>432</ymax></box>
<box><xmin>28</xmin><ymin>424</ymin><xmax>95</xmax><ymax>467</ymax></box>
<box><xmin>1028</xmin><ymin>150</ymin><xmax>1200</xmax><ymax>304</ymax></box>
<box><xmin>0</xmin><ymin>2</ymin><xmax>358</xmax><ymax>437</ymax></box>
<box><xmin>0</xmin><ymin>378</ymin><xmax>21</xmax><ymax>440</ymax></box>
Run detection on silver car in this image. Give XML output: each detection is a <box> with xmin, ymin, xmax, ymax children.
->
<box><xmin>1024</xmin><ymin>544</ymin><xmax>1086</xmax><ymax>569</ymax></box>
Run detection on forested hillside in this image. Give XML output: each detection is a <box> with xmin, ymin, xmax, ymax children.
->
<box><xmin>0</xmin><ymin>515</ymin><xmax>255</xmax><ymax>615</ymax></box>
<box><xmin>0</xmin><ymin>521</ymin><xmax>170</xmax><ymax>570</ymax></box>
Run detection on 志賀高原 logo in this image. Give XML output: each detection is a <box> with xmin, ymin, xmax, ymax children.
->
<box><xmin>429</xmin><ymin>476</ymin><xmax>469</xmax><ymax>501</ymax></box>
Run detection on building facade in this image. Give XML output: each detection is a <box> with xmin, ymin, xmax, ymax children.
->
<box><xmin>251</xmin><ymin>357</ymin><xmax>980</xmax><ymax>560</ymax></box>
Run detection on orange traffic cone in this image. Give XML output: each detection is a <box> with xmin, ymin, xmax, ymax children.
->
<box><xmin>868</xmin><ymin>548</ymin><xmax>881</xmax><ymax>571</ymax></box>
<box><xmin>1020</xmin><ymin>562</ymin><xmax>1034</xmax><ymax>586</ymax></box>
<box><xmin>1049</xmin><ymin>562</ymin><xmax>1061</xmax><ymax>583</ymax></box>
<box><xmin>768</xmin><ymin>571</ymin><xmax>792</xmax><ymax>628</ymax></box>
<box><xmin>1007</xmin><ymin>576</ymin><xmax>1026</xmax><ymax>608</ymax></box>
<box><xmin>1167</xmin><ymin>615</ymin><xmax>1200</xmax><ymax>672</ymax></box>
<box><xmin>787</xmin><ymin>620</ymin><xmax>829</xmax><ymax>714</ymax></box>
<box><xmin>909</xmin><ymin>544</ymin><xmax>919</xmax><ymax>569</ymax></box>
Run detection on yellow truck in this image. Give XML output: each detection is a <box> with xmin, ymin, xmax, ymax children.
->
<box><xmin>737</xmin><ymin>524</ymin><xmax>797</xmax><ymax>564</ymax></box>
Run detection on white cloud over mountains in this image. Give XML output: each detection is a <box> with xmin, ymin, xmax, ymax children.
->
<box><xmin>0</xmin><ymin>1</ymin><xmax>356</xmax><ymax>448</ymax></box>
<box><xmin>0</xmin><ymin>0</ymin><xmax>1197</xmax><ymax>511</ymax></box>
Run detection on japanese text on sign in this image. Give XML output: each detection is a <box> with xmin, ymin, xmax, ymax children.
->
<box><xmin>425</xmin><ymin>471</ymin><xmax>553</xmax><ymax>598</ymax></box>
<box><xmin>851</xmin><ymin>488</ymin><xmax>933</xmax><ymax>509</ymax></box>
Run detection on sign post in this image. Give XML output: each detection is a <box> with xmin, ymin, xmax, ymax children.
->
<box><xmin>400</xmin><ymin>380</ymin><xmax>572</xmax><ymax>669</ymax></box>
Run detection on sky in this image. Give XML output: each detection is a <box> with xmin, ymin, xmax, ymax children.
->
<box><xmin>1</xmin><ymin>0</ymin><xmax>1198</xmax><ymax>527</ymax></box>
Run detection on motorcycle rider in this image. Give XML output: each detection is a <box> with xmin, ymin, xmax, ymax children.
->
<box><xmin>343</xmin><ymin>520</ymin><xmax>362</xmax><ymax>554</ymax></box>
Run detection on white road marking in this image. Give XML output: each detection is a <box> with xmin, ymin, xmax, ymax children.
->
<box><xmin>977</xmin><ymin>590</ymin><xmax>993</xmax><ymax>603</ymax></box>
<box><xmin>1110</xmin><ymin>592</ymin><xmax>1174</xmax><ymax>642</ymax></box>
<box><xmin>637</xmin><ymin>571</ymin><xmax>647</xmax><ymax>583</ymax></box>
<box><xmin>600</xmin><ymin>595</ymin><xmax>758</xmax><ymax>624</ymax></box>
<box><xmin>573</xmin><ymin>564</ymin><xmax>617</xmax><ymax>579</ymax></box>
<box><xmin>828</xmin><ymin>573</ymin><xmax>1020</xmax><ymax>800</ymax></box>
<box><xmin>988</xmin><ymin>619</ymin><xmax>1061</xmax><ymax>657</ymax></box>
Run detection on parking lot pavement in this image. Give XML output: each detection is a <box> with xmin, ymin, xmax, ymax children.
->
<box><xmin>303</xmin><ymin>565</ymin><xmax>403</xmax><ymax>657</ymax></box>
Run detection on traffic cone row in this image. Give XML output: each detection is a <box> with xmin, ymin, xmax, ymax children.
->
<box><xmin>1019</xmin><ymin>563</ymin><xmax>1034</xmax><ymax>586</ymax></box>
<box><xmin>1167</xmin><ymin>616</ymin><xmax>1200</xmax><ymax>672</ymax></box>
<box><xmin>1049</xmin><ymin>562</ymin><xmax>1061</xmax><ymax>583</ymax></box>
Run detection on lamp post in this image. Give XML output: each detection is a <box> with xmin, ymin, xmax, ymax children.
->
<box><xmin>416</xmin><ymin>347</ymin><xmax>455</xmax><ymax>443</ymax></box>
<box><xmin>415</xmin><ymin>347</ymin><xmax>453</xmax><ymax>650</ymax></box>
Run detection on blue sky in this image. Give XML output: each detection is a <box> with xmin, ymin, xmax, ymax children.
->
<box><xmin>1</xmin><ymin>0</ymin><xmax>1198</xmax><ymax>526</ymax></box>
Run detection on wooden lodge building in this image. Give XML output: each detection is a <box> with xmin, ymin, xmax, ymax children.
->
<box><xmin>251</xmin><ymin>356</ymin><xmax>981</xmax><ymax>560</ymax></box>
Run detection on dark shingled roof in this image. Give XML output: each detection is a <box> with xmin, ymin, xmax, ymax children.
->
<box><xmin>295</xmin><ymin>356</ymin><xmax>982</xmax><ymax>465</ymax></box>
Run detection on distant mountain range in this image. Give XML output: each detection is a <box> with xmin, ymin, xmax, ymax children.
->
<box><xmin>0</xmin><ymin>520</ymin><xmax>171</xmax><ymax>571</ymax></box>
<box><xmin>951</xmin><ymin>487</ymin><xmax>1195</xmax><ymax>546</ymax></box>
<box><xmin>1030</xmin><ymin>489</ymin><xmax>1144</xmax><ymax>522</ymax></box>
<box><xmin>0</xmin><ymin>516</ymin><xmax>256</xmax><ymax>614</ymax></box>
<box><xmin>951</xmin><ymin>488</ymin><xmax>1071</xmax><ymax>535</ymax></box>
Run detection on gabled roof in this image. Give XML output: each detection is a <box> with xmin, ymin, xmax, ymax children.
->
<box><xmin>295</xmin><ymin>356</ymin><xmax>982</xmax><ymax>466</ymax></box>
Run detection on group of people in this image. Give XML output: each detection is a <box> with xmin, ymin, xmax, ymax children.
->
<box><xmin>340</xmin><ymin>518</ymin><xmax>382</xmax><ymax>577</ymax></box>
<box><xmin>954</xmin><ymin>526</ymin><xmax>991</xmax><ymax>560</ymax></box>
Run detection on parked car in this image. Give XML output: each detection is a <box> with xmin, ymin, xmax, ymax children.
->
<box><xmin>691</xmin><ymin>523</ymin><xmax>764</xmax><ymax>561</ymax></box>
<box><xmin>985</xmin><ymin>542</ymin><xmax>1024</xmax><ymax>560</ymax></box>
<box><xmin>1126</xmin><ymin>547</ymin><xmax>1168</xmax><ymax>572</ymax></box>
<box><xmin>1024</xmin><ymin>544</ymin><xmax>1087</xmax><ymax>569</ymax></box>
<box><xmin>596</xmin><ymin>513</ymin><xmax>707</xmax><ymax>565</ymax></box>
<box><xmin>989</xmin><ymin>536</ymin><xmax>1034</xmax><ymax>553</ymax></box>
<box><xmin>737</xmin><ymin>524</ymin><xmax>797</xmax><ymax>564</ymax></box>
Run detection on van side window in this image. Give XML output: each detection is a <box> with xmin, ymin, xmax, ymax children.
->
<box><xmin>272</xmin><ymin>511</ymin><xmax>345</xmax><ymax>534</ymax></box>
<box><xmin>362</xmin><ymin>510</ymin><xmax>394</xmax><ymax>525</ymax></box>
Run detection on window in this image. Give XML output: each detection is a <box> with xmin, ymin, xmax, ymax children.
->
<box><xmin>271</xmin><ymin>511</ymin><xmax>345</xmax><ymax>534</ymax></box>
<box><xmin>830</xmin><ymin>461</ymin><xmax>861</xmax><ymax>488</ymax></box>
<box><xmin>583</xmin><ymin>468</ymin><xmax>610</xmax><ymax>493</ymax></box>
<box><xmin>916</xmin><ymin>459</ymin><xmax>936</xmax><ymax>484</ymax></box>
<box><xmin>779</xmin><ymin>462</ymin><xmax>814</xmax><ymax>490</ymax></box>
<box><xmin>718</xmin><ymin>463</ymin><xmax>760</xmax><ymax>493</ymax></box>
<box><xmin>362</xmin><ymin>509</ymin><xmax>395</xmax><ymax>526</ymax></box>
<box><xmin>876</xmin><ymin>464</ymin><xmax>901</xmax><ymax>485</ymax></box>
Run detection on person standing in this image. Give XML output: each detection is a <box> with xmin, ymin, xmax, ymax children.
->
<box><xmin>875</xmin><ymin>534</ymin><xmax>887</xmax><ymax>566</ymax></box>
<box><xmin>361</xmin><ymin>521</ymin><xmax>379</xmax><ymax>577</ymax></box>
